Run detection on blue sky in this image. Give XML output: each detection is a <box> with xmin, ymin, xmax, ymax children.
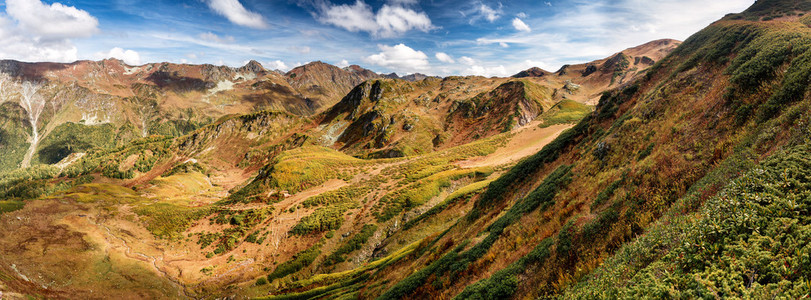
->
<box><xmin>0</xmin><ymin>0</ymin><xmax>753</xmax><ymax>76</ymax></box>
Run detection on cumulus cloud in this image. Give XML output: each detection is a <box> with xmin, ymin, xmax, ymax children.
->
<box><xmin>206</xmin><ymin>0</ymin><xmax>268</xmax><ymax>29</ymax></box>
<box><xmin>199</xmin><ymin>32</ymin><xmax>235</xmax><ymax>43</ymax></box>
<box><xmin>337</xmin><ymin>59</ymin><xmax>350</xmax><ymax>68</ymax></box>
<box><xmin>0</xmin><ymin>0</ymin><xmax>99</xmax><ymax>62</ymax></box>
<box><xmin>435</xmin><ymin>52</ymin><xmax>454</xmax><ymax>63</ymax></box>
<box><xmin>364</xmin><ymin>44</ymin><xmax>429</xmax><ymax>73</ymax></box>
<box><xmin>466</xmin><ymin>64</ymin><xmax>508</xmax><ymax>77</ymax></box>
<box><xmin>316</xmin><ymin>0</ymin><xmax>433</xmax><ymax>37</ymax></box>
<box><xmin>267</xmin><ymin>60</ymin><xmax>289</xmax><ymax>71</ymax></box>
<box><xmin>512</xmin><ymin>18</ymin><xmax>531</xmax><ymax>32</ymax></box>
<box><xmin>95</xmin><ymin>47</ymin><xmax>141</xmax><ymax>65</ymax></box>
<box><xmin>449</xmin><ymin>55</ymin><xmax>509</xmax><ymax>77</ymax></box>
<box><xmin>5</xmin><ymin>0</ymin><xmax>99</xmax><ymax>39</ymax></box>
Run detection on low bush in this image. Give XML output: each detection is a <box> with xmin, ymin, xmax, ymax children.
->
<box><xmin>267</xmin><ymin>243</ymin><xmax>322</xmax><ymax>282</ymax></box>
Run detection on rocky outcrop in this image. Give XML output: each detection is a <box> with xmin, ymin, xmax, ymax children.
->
<box><xmin>512</xmin><ymin>67</ymin><xmax>549</xmax><ymax>78</ymax></box>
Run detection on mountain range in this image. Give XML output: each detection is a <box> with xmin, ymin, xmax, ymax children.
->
<box><xmin>1</xmin><ymin>0</ymin><xmax>810</xmax><ymax>298</ymax></box>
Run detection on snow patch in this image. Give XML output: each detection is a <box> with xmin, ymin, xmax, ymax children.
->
<box><xmin>81</xmin><ymin>112</ymin><xmax>111</xmax><ymax>125</ymax></box>
<box><xmin>204</xmin><ymin>80</ymin><xmax>236</xmax><ymax>103</ymax></box>
<box><xmin>123</xmin><ymin>66</ymin><xmax>141</xmax><ymax>75</ymax></box>
<box><xmin>233</xmin><ymin>72</ymin><xmax>256</xmax><ymax>81</ymax></box>
<box><xmin>55</xmin><ymin>152</ymin><xmax>86</xmax><ymax>172</ymax></box>
<box><xmin>209</xmin><ymin>80</ymin><xmax>235</xmax><ymax>94</ymax></box>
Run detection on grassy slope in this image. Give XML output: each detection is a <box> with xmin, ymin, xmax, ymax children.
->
<box><xmin>344</xmin><ymin>9</ymin><xmax>811</xmax><ymax>300</ymax></box>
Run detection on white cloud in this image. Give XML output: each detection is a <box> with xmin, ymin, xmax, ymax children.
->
<box><xmin>0</xmin><ymin>0</ymin><xmax>100</xmax><ymax>63</ymax></box>
<box><xmin>364</xmin><ymin>43</ymin><xmax>429</xmax><ymax>74</ymax></box>
<box><xmin>517</xmin><ymin>12</ymin><xmax>528</xmax><ymax>18</ymax></box>
<box><xmin>470</xmin><ymin>0</ymin><xmax>751</xmax><ymax>73</ymax></box>
<box><xmin>95</xmin><ymin>47</ymin><xmax>141</xmax><ymax>65</ymax></box>
<box><xmin>267</xmin><ymin>60</ymin><xmax>289</xmax><ymax>71</ymax></box>
<box><xmin>468</xmin><ymin>2</ymin><xmax>500</xmax><ymax>23</ymax></box>
<box><xmin>317</xmin><ymin>0</ymin><xmax>433</xmax><ymax>37</ymax></box>
<box><xmin>206</xmin><ymin>0</ymin><xmax>268</xmax><ymax>29</ymax></box>
<box><xmin>337</xmin><ymin>59</ymin><xmax>350</xmax><ymax>67</ymax></box>
<box><xmin>5</xmin><ymin>0</ymin><xmax>98</xmax><ymax>39</ymax></box>
<box><xmin>512</xmin><ymin>18</ymin><xmax>531</xmax><ymax>32</ymax></box>
<box><xmin>199</xmin><ymin>32</ymin><xmax>235</xmax><ymax>43</ymax></box>
<box><xmin>466</xmin><ymin>64</ymin><xmax>508</xmax><ymax>77</ymax></box>
<box><xmin>435</xmin><ymin>52</ymin><xmax>454</xmax><ymax>63</ymax></box>
<box><xmin>459</xmin><ymin>56</ymin><xmax>476</xmax><ymax>66</ymax></box>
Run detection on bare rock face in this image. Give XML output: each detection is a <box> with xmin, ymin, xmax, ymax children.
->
<box><xmin>582</xmin><ymin>65</ymin><xmax>598</xmax><ymax>77</ymax></box>
<box><xmin>239</xmin><ymin>60</ymin><xmax>266</xmax><ymax>74</ymax></box>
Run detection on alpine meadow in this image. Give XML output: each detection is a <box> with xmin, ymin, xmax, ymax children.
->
<box><xmin>0</xmin><ymin>0</ymin><xmax>810</xmax><ymax>299</ymax></box>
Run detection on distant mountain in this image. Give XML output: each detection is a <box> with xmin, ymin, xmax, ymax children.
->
<box><xmin>0</xmin><ymin>59</ymin><xmax>381</xmax><ymax>172</ymax></box>
<box><xmin>382</xmin><ymin>72</ymin><xmax>437</xmax><ymax>81</ymax></box>
<box><xmin>512</xmin><ymin>67</ymin><xmax>549</xmax><ymax>78</ymax></box>
<box><xmin>317</xmin><ymin>77</ymin><xmax>559</xmax><ymax>158</ymax></box>
<box><xmin>285</xmin><ymin>61</ymin><xmax>381</xmax><ymax>111</ymax></box>
<box><xmin>513</xmin><ymin>39</ymin><xmax>681</xmax><ymax>104</ymax></box>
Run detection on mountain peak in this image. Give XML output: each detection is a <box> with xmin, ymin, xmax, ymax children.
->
<box><xmin>512</xmin><ymin>67</ymin><xmax>550</xmax><ymax>78</ymax></box>
<box><xmin>742</xmin><ymin>0</ymin><xmax>811</xmax><ymax>17</ymax></box>
<box><xmin>240</xmin><ymin>60</ymin><xmax>265</xmax><ymax>73</ymax></box>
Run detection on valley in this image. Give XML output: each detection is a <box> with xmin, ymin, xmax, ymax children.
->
<box><xmin>2</xmin><ymin>0</ymin><xmax>811</xmax><ymax>299</ymax></box>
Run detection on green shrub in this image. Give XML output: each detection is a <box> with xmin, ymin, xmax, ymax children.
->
<box><xmin>454</xmin><ymin>238</ymin><xmax>554</xmax><ymax>300</ymax></box>
<box><xmin>256</xmin><ymin>277</ymin><xmax>268</xmax><ymax>286</ymax></box>
<box><xmin>566</xmin><ymin>144</ymin><xmax>811</xmax><ymax>298</ymax></box>
<box><xmin>592</xmin><ymin>178</ymin><xmax>623</xmax><ymax>208</ymax></box>
<box><xmin>322</xmin><ymin>224</ymin><xmax>378</xmax><ymax>266</ymax></box>
<box><xmin>637</xmin><ymin>142</ymin><xmax>655</xmax><ymax>161</ymax></box>
<box><xmin>291</xmin><ymin>206</ymin><xmax>348</xmax><ymax>235</ymax></box>
<box><xmin>267</xmin><ymin>243</ymin><xmax>322</xmax><ymax>281</ymax></box>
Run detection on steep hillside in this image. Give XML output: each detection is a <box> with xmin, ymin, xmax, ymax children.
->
<box><xmin>337</xmin><ymin>3</ymin><xmax>811</xmax><ymax>299</ymax></box>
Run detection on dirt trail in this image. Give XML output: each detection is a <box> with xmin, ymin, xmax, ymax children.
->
<box><xmin>456</xmin><ymin>122</ymin><xmax>573</xmax><ymax>168</ymax></box>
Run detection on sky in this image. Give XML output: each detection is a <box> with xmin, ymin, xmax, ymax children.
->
<box><xmin>0</xmin><ymin>0</ymin><xmax>754</xmax><ymax>77</ymax></box>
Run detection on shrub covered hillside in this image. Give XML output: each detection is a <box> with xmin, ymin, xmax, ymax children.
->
<box><xmin>298</xmin><ymin>2</ymin><xmax>811</xmax><ymax>299</ymax></box>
